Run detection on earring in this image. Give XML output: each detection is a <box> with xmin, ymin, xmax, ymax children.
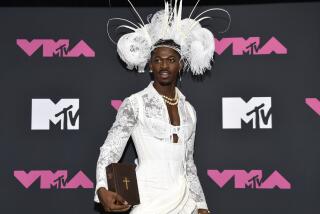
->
<box><xmin>179</xmin><ymin>70</ymin><xmax>182</xmax><ymax>82</ymax></box>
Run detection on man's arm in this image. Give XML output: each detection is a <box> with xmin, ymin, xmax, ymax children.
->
<box><xmin>94</xmin><ymin>96</ymin><xmax>138</xmax><ymax>203</ymax></box>
<box><xmin>185</xmin><ymin>103</ymin><xmax>210</xmax><ymax>213</ymax></box>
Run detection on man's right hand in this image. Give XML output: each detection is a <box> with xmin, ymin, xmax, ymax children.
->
<box><xmin>97</xmin><ymin>187</ymin><xmax>132</xmax><ymax>213</ymax></box>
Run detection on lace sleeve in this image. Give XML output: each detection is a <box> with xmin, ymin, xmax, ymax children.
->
<box><xmin>94</xmin><ymin>96</ymin><xmax>138</xmax><ymax>203</ymax></box>
<box><xmin>185</xmin><ymin>103</ymin><xmax>209</xmax><ymax>210</ymax></box>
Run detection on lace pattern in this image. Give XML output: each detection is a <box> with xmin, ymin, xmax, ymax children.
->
<box><xmin>94</xmin><ymin>96</ymin><xmax>138</xmax><ymax>202</ymax></box>
<box><xmin>94</xmin><ymin>83</ymin><xmax>208</xmax><ymax>210</ymax></box>
<box><xmin>142</xmin><ymin>93</ymin><xmax>164</xmax><ymax>119</ymax></box>
<box><xmin>185</xmin><ymin>103</ymin><xmax>208</xmax><ymax>210</ymax></box>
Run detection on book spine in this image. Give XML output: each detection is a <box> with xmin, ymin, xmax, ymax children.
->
<box><xmin>113</xmin><ymin>164</ymin><xmax>119</xmax><ymax>194</ymax></box>
<box><xmin>107</xmin><ymin>164</ymin><xmax>116</xmax><ymax>192</ymax></box>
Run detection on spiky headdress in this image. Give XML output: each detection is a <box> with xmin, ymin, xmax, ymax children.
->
<box><xmin>107</xmin><ymin>0</ymin><xmax>230</xmax><ymax>75</ymax></box>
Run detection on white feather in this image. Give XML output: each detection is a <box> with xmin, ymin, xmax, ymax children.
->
<box><xmin>109</xmin><ymin>0</ymin><xmax>229</xmax><ymax>74</ymax></box>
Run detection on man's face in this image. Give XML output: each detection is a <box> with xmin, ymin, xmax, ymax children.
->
<box><xmin>149</xmin><ymin>47</ymin><xmax>182</xmax><ymax>86</ymax></box>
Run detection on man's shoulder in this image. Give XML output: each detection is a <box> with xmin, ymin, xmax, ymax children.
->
<box><xmin>123</xmin><ymin>83</ymin><xmax>151</xmax><ymax>109</ymax></box>
<box><xmin>185</xmin><ymin>100</ymin><xmax>196</xmax><ymax>112</ymax></box>
<box><xmin>184</xmin><ymin>100</ymin><xmax>197</xmax><ymax>124</ymax></box>
<box><xmin>127</xmin><ymin>83</ymin><xmax>150</xmax><ymax>100</ymax></box>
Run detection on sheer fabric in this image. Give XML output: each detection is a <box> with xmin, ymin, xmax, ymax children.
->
<box><xmin>94</xmin><ymin>81</ymin><xmax>208</xmax><ymax>213</ymax></box>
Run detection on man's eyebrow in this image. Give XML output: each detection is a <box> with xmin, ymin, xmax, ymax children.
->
<box><xmin>153</xmin><ymin>55</ymin><xmax>177</xmax><ymax>58</ymax></box>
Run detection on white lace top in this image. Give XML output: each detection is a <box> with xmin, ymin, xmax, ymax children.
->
<box><xmin>94</xmin><ymin>80</ymin><xmax>208</xmax><ymax>210</ymax></box>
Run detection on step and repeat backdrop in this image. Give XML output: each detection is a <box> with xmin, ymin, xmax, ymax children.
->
<box><xmin>1</xmin><ymin>2</ymin><xmax>319</xmax><ymax>214</ymax></box>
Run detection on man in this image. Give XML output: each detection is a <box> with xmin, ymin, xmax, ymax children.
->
<box><xmin>95</xmin><ymin>1</ymin><xmax>230</xmax><ymax>213</ymax></box>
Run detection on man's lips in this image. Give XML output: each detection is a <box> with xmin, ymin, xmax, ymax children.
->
<box><xmin>159</xmin><ymin>70</ymin><xmax>170</xmax><ymax>78</ymax></box>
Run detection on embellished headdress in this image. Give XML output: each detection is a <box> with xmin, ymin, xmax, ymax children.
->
<box><xmin>107</xmin><ymin>0</ymin><xmax>231</xmax><ymax>75</ymax></box>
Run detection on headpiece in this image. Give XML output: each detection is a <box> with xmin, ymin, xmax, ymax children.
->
<box><xmin>107</xmin><ymin>0</ymin><xmax>231</xmax><ymax>75</ymax></box>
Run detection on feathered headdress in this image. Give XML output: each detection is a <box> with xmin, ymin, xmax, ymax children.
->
<box><xmin>107</xmin><ymin>0</ymin><xmax>231</xmax><ymax>75</ymax></box>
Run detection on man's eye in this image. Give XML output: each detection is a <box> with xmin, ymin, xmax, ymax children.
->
<box><xmin>154</xmin><ymin>59</ymin><xmax>161</xmax><ymax>63</ymax></box>
<box><xmin>169</xmin><ymin>58</ymin><xmax>175</xmax><ymax>63</ymax></box>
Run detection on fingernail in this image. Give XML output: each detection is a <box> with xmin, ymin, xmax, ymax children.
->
<box><xmin>124</xmin><ymin>200</ymin><xmax>128</xmax><ymax>205</ymax></box>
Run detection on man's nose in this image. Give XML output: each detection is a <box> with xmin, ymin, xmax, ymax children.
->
<box><xmin>160</xmin><ymin>59</ymin><xmax>168</xmax><ymax>69</ymax></box>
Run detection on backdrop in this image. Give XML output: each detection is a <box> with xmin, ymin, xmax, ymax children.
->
<box><xmin>1</xmin><ymin>2</ymin><xmax>319</xmax><ymax>214</ymax></box>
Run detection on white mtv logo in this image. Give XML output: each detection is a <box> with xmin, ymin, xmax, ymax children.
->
<box><xmin>31</xmin><ymin>99</ymin><xmax>79</xmax><ymax>130</ymax></box>
<box><xmin>222</xmin><ymin>97</ymin><xmax>272</xmax><ymax>129</ymax></box>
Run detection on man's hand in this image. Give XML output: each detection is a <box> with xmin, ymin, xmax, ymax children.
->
<box><xmin>198</xmin><ymin>208</ymin><xmax>211</xmax><ymax>214</ymax></box>
<box><xmin>97</xmin><ymin>187</ymin><xmax>131</xmax><ymax>213</ymax></box>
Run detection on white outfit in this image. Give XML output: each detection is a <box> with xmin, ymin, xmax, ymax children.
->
<box><xmin>94</xmin><ymin>81</ymin><xmax>208</xmax><ymax>213</ymax></box>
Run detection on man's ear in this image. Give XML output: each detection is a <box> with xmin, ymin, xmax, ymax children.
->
<box><xmin>179</xmin><ymin>58</ymin><xmax>184</xmax><ymax>71</ymax></box>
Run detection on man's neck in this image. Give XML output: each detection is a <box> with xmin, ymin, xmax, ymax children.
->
<box><xmin>153</xmin><ymin>81</ymin><xmax>176</xmax><ymax>98</ymax></box>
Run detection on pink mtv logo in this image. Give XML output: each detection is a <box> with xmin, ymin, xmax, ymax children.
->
<box><xmin>14</xmin><ymin>170</ymin><xmax>93</xmax><ymax>189</ymax></box>
<box><xmin>17</xmin><ymin>39</ymin><xmax>95</xmax><ymax>57</ymax></box>
<box><xmin>207</xmin><ymin>170</ymin><xmax>291</xmax><ymax>189</ymax></box>
<box><xmin>215</xmin><ymin>37</ymin><xmax>287</xmax><ymax>55</ymax></box>
<box><xmin>305</xmin><ymin>98</ymin><xmax>320</xmax><ymax>116</ymax></box>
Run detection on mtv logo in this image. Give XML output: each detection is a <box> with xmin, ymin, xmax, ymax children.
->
<box><xmin>222</xmin><ymin>97</ymin><xmax>272</xmax><ymax>129</ymax></box>
<box><xmin>14</xmin><ymin>170</ymin><xmax>93</xmax><ymax>189</ymax></box>
<box><xmin>31</xmin><ymin>99</ymin><xmax>79</xmax><ymax>130</ymax></box>
<box><xmin>16</xmin><ymin>39</ymin><xmax>95</xmax><ymax>57</ymax></box>
<box><xmin>207</xmin><ymin>170</ymin><xmax>291</xmax><ymax>190</ymax></box>
<box><xmin>215</xmin><ymin>37</ymin><xmax>287</xmax><ymax>56</ymax></box>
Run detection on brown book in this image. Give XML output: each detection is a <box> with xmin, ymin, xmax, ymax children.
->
<box><xmin>106</xmin><ymin>163</ymin><xmax>140</xmax><ymax>205</ymax></box>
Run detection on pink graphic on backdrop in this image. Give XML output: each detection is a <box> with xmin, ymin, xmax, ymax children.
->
<box><xmin>14</xmin><ymin>170</ymin><xmax>93</xmax><ymax>189</ymax></box>
<box><xmin>17</xmin><ymin>39</ymin><xmax>95</xmax><ymax>57</ymax></box>
<box><xmin>215</xmin><ymin>37</ymin><xmax>287</xmax><ymax>55</ymax></box>
<box><xmin>111</xmin><ymin>100</ymin><xmax>122</xmax><ymax>110</ymax></box>
<box><xmin>305</xmin><ymin>98</ymin><xmax>320</xmax><ymax>116</ymax></box>
<box><xmin>207</xmin><ymin>170</ymin><xmax>291</xmax><ymax>189</ymax></box>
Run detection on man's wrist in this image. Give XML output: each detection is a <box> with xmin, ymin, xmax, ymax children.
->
<box><xmin>198</xmin><ymin>208</ymin><xmax>211</xmax><ymax>214</ymax></box>
<box><xmin>97</xmin><ymin>187</ymin><xmax>107</xmax><ymax>192</ymax></box>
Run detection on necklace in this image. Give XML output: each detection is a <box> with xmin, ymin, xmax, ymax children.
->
<box><xmin>162</xmin><ymin>91</ymin><xmax>178</xmax><ymax>101</ymax></box>
<box><xmin>163</xmin><ymin>98</ymin><xmax>178</xmax><ymax>105</ymax></box>
<box><xmin>161</xmin><ymin>90</ymin><xmax>178</xmax><ymax>105</ymax></box>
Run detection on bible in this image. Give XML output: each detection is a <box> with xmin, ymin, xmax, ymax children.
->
<box><xmin>106</xmin><ymin>163</ymin><xmax>140</xmax><ymax>205</ymax></box>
